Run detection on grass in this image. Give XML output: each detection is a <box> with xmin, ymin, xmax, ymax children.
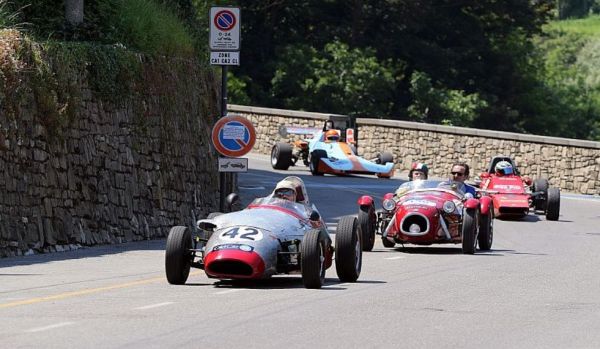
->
<box><xmin>113</xmin><ymin>0</ymin><xmax>196</xmax><ymax>58</ymax></box>
<box><xmin>543</xmin><ymin>14</ymin><xmax>600</xmax><ymax>36</ymax></box>
<box><xmin>0</xmin><ymin>0</ymin><xmax>20</xmax><ymax>29</ymax></box>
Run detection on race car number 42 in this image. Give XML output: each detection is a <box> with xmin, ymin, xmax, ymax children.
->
<box><xmin>219</xmin><ymin>227</ymin><xmax>264</xmax><ymax>241</ymax></box>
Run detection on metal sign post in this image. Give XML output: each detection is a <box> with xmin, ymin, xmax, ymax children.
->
<box><xmin>210</xmin><ymin>6</ymin><xmax>241</xmax><ymax>212</ymax></box>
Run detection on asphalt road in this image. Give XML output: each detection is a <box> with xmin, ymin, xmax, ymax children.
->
<box><xmin>2</xmin><ymin>153</ymin><xmax>600</xmax><ymax>348</ymax></box>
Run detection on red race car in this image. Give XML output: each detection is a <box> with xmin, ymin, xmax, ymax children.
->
<box><xmin>355</xmin><ymin>180</ymin><xmax>494</xmax><ymax>254</ymax></box>
<box><xmin>476</xmin><ymin>156</ymin><xmax>560</xmax><ymax>221</ymax></box>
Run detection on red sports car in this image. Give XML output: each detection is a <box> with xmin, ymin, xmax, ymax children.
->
<box><xmin>477</xmin><ymin>156</ymin><xmax>560</xmax><ymax>221</ymax></box>
<box><xmin>355</xmin><ymin>180</ymin><xmax>494</xmax><ymax>254</ymax></box>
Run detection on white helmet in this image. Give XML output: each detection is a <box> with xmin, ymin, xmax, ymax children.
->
<box><xmin>495</xmin><ymin>161</ymin><xmax>513</xmax><ymax>175</ymax></box>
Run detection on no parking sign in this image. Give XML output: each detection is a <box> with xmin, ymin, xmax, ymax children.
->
<box><xmin>209</xmin><ymin>7</ymin><xmax>241</xmax><ymax>51</ymax></box>
<box><xmin>211</xmin><ymin>115</ymin><xmax>256</xmax><ymax>157</ymax></box>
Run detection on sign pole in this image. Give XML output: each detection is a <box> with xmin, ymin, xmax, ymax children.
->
<box><xmin>219</xmin><ymin>65</ymin><xmax>228</xmax><ymax>212</ymax></box>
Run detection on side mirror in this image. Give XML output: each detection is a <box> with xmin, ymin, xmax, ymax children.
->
<box><xmin>309</xmin><ymin>210</ymin><xmax>320</xmax><ymax>221</ymax></box>
<box><xmin>226</xmin><ymin>193</ymin><xmax>240</xmax><ymax>211</ymax></box>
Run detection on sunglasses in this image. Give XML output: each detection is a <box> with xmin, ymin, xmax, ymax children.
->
<box><xmin>451</xmin><ymin>172</ymin><xmax>465</xmax><ymax>176</ymax></box>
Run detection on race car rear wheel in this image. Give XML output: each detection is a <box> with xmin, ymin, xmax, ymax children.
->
<box><xmin>477</xmin><ymin>211</ymin><xmax>493</xmax><ymax>251</ymax></box>
<box><xmin>461</xmin><ymin>209</ymin><xmax>477</xmax><ymax>254</ymax></box>
<box><xmin>335</xmin><ymin>216</ymin><xmax>362</xmax><ymax>282</ymax></box>
<box><xmin>309</xmin><ymin>150</ymin><xmax>327</xmax><ymax>176</ymax></box>
<box><xmin>165</xmin><ymin>226</ymin><xmax>192</xmax><ymax>285</ymax></box>
<box><xmin>357</xmin><ymin>205</ymin><xmax>376</xmax><ymax>251</ymax></box>
<box><xmin>301</xmin><ymin>230</ymin><xmax>326</xmax><ymax>289</ymax></box>
<box><xmin>376</xmin><ymin>151</ymin><xmax>394</xmax><ymax>164</ymax></box>
<box><xmin>271</xmin><ymin>143</ymin><xmax>293</xmax><ymax>170</ymax></box>
<box><xmin>545</xmin><ymin>187</ymin><xmax>560</xmax><ymax>221</ymax></box>
<box><xmin>533</xmin><ymin>178</ymin><xmax>549</xmax><ymax>211</ymax></box>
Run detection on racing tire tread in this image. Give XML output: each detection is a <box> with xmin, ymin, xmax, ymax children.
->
<box><xmin>271</xmin><ymin>143</ymin><xmax>293</xmax><ymax>170</ymax></box>
<box><xmin>335</xmin><ymin>216</ymin><xmax>362</xmax><ymax>282</ymax></box>
<box><xmin>477</xmin><ymin>211</ymin><xmax>493</xmax><ymax>251</ymax></box>
<box><xmin>461</xmin><ymin>209</ymin><xmax>477</xmax><ymax>255</ymax></box>
<box><xmin>533</xmin><ymin>178</ymin><xmax>549</xmax><ymax>211</ymax></box>
<box><xmin>357</xmin><ymin>206</ymin><xmax>376</xmax><ymax>251</ymax></box>
<box><xmin>309</xmin><ymin>150</ymin><xmax>327</xmax><ymax>176</ymax></box>
<box><xmin>165</xmin><ymin>226</ymin><xmax>192</xmax><ymax>285</ymax></box>
<box><xmin>545</xmin><ymin>187</ymin><xmax>560</xmax><ymax>221</ymax></box>
<box><xmin>301</xmin><ymin>230</ymin><xmax>326</xmax><ymax>289</ymax></box>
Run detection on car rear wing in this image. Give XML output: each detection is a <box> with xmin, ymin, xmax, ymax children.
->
<box><xmin>278</xmin><ymin>124</ymin><xmax>356</xmax><ymax>144</ymax></box>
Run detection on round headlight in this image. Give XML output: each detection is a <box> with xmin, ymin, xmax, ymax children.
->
<box><xmin>443</xmin><ymin>200</ymin><xmax>456</xmax><ymax>213</ymax></box>
<box><xmin>409</xmin><ymin>224</ymin><xmax>421</xmax><ymax>234</ymax></box>
<box><xmin>383</xmin><ymin>199</ymin><xmax>396</xmax><ymax>211</ymax></box>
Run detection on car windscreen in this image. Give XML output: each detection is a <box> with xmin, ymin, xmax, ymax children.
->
<box><xmin>248</xmin><ymin>197</ymin><xmax>310</xmax><ymax>218</ymax></box>
<box><xmin>398</xmin><ymin>180</ymin><xmax>467</xmax><ymax>195</ymax></box>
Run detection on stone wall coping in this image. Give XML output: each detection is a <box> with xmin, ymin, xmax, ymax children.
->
<box><xmin>357</xmin><ymin>118</ymin><xmax>600</xmax><ymax>149</ymax></box>
<box><xmin>229</xmin><ymin>104</ymin><xmax>345</xmax><ymax>121</ymax></box>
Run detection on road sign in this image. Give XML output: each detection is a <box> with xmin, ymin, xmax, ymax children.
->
<box><xmin>210</xmin><ymin>7</ymin><xmax>240</xmax><ymax>51</ymax></box>
<box><xmin>210</xmin><ymin>51</ymin><xmax>240</xmax><ymax>66</ymax></box>
<box><xmin>218</xmin><ymin>157</ymin><xmax>248</xmax><ymax>172</ymax></box>
<box><xmin>211</xmin><ymin>115</ymin><xmax>256</xmax><ymax>157</ymax></box>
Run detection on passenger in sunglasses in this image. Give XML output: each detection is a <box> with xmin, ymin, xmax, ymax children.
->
<box><xmin>450</xmin><ymin>162</ymin><xmax>477</xmax><ymax>197</ymax></box>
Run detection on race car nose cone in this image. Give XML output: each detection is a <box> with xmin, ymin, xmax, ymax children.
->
<box><xmin>204</xmin><ymin>250</ymin><xmax>266</xmax><ymax>279</ymax></box>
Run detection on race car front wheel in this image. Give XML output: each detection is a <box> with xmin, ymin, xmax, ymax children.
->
<box><xmin>309</xmin><ymin>150</ymin><xmax>327</xmax><ymax>176</ymax></box>
<box><xmin>461</xmin><ymin>209</ymin><xmax>477</xmax><ymax>254</ymax></box>
<box><xmin>357</xmin><ymin>205</ymin><xmax>376</xmax><ymax>251</ymax></box>
<box><xmin>301</xmin><ymin>230</ymin><xmax>326</xmax><ymax>289</ymax></box>
<box><xmin>335</xmin><ymin>216</ymin><xmax>362</xmax><ymax>282</ymax></box>
<box><xmin>545</xmin><ymin>187</ymin><xmax>560</xmax><ymax>221</ymax></box>
<box><xmin>478</xmin><ymin>211</ymin><xmax>493</xmax><ymax>251</ymax></box>
<box><xmin>165</xmin><ymin>226</ymin><xmax>192</xmax><ymax>285</ymax></box>
<box><xmin>533</xmin><ymin>178</ymin><xmax>549</xmax><ymax>211</ymax></box>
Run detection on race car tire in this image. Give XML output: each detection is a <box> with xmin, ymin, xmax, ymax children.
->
<box><xmin>335</xmin><ymin>216</ymin><xmax>362</xmax><ymax>282</ymax></box>
<box><xmin>207</xmin><ymin>212</ymin><xmax>223</xmax><ymax>219</ymax></box>
<box><xmin>533</xmin><ymin>178</ymin><xmax>549</xmax><ymax>211</ymax></box>
<box><xmin>376</xmin><ymin>152</ymin><xmax>394</xmax><ymax>164</ymax></box>
<box><xmin>301</xmin><ymin>230</ymin><xmax>326</xmax><ymax>289</ymax></box>
<box><xmin>357</xmin><ymin>205</ymin><xmax>376</xmax><ymax>251</ymax></box>
<box><xmin>477</xmin><ymin>211</ymin><xmax>493</xmax><ymax>251</ymax></box>
<box><xmin>382</xmin><ymin>237</ymin><xmax>396</xmax><ymax>248</ymax></box>
<box><xmin>309</xmin><ymin>150</ymin><xmax>327</xmax><ymax>176</ymax></box>
<box><xmin>461</xmin><ymin>209</ymin><xmax>477</xmax><ymax>254</ymax></box>
<box><xmin>165</xmin><ymin>226</ymin><xmax>192</xmax><ymax>285</ymax></box>
<box><xmin>271</xmin><ymin>143</ymin><xmax>293</xmax><ymax>170</ymax></box>
<box><xmin>545</xmin><ymin>187</ymin><xmax>560</xmax><ymax>221</ymax></box>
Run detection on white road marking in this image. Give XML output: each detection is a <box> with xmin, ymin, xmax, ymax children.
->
<box><xmin>214</xmin><ymin>289</ymin><xmax>244</xmax><ymax>295</ymax></box>
<box><xmin>135</xmin><ymin>302</ymin><xmax>174</xmax><ymax>310</ymax></box>
<box><xmin>25</xmin><ymin>322</ymin><xmax>74</xmax><ymax>333</ymax></box>
<box><xmin>384</xmin><ymin>256</ymin><xmax>406</xmax><ymax>260</ymax></box>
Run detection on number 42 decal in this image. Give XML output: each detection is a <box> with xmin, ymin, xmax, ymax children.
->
<box><xmin>220</xmin><ymin>227</ymin><xmax>264</xmax><ymax>241</ymax></box>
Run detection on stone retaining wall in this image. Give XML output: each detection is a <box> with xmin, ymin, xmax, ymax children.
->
<box><xmin>0</xmin><ymin>32</ymin><xmax>221</xmax><ymax>257</ymax></box>
<box><xmin>229</xmin><ymin>104</ymin><xmax>600</xmax><ymax>195</ymax></box>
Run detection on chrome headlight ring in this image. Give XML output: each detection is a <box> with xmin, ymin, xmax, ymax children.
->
<box><xmin>442</xmin><ymin>200</ymin><xmax>456</xmax><ymax>213</ymax></box>
<box><xmin>383</xmin><ymin>199</ymin><xmax>396</xmax><ymax>211</ymax></box>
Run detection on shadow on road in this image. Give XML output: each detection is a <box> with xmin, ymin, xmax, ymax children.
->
<box><xmin>0</xmin><ymin>239</ymin><xmax>167</xmax><ymax>268</ymax></box>
<box><xmin>207</xmin><ymin>276</ymin><xmax>385</xmax><ymax>290</ymax></box>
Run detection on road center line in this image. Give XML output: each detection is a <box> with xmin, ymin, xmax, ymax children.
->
<box><xmin>385</xmin><ymin>256</ymin><xmax>406</xmax><ymax>260</ymax></box>
<box><xmin>135</xmin><ymin>302</ymin><xmax>174</xmax><ymax>310</ymax></box>
<box><xmin>25</xmin><ymin>322</ymin><xmax>75</xmax><ymax>333</ymax></box>
<box><xmin>0</xmin><ymin>271</ymin><xmax>202</xmax><ymax>309</ymax></box>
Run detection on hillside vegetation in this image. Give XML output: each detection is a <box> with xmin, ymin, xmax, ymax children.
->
<box><xmin>1</xmin><ymin>1</ymin><xmax>600</xmax><ymax>141</ymax></box>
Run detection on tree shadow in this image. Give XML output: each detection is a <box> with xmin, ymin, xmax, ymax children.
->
<box><xmin>0</xmin><ymin>239</ymin><xmax>168</xmax><ymax>268</ymax></box>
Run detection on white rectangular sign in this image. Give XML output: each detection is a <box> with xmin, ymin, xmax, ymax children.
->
<box><xmin>219</xmin><ymin>157</ymin><xmax>248</xmax><ymax>172</ymax></box>
<box><xmin>210</xmin><ymin>51</ymin><xmax>240</xmax><ymax>66</ymax></box>
<box><xmin>210</xmin><ymin>7</ymin><xmax>241</xmax><ymax>51</ymax></box>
